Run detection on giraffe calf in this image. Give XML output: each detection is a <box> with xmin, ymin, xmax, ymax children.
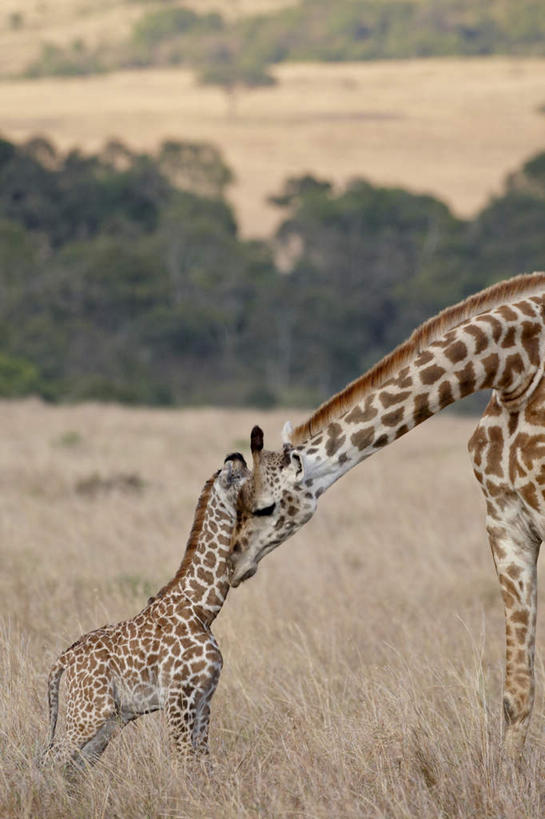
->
<box><xmin>43</xmin><ymin>454</ymin><xmax>248</xmax><ymax>771</ymax></box>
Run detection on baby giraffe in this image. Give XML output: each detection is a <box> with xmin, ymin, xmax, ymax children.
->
<box><xmin>43</xmin><ymin>453</ymin><xmax>248</xmax><ymax>770</ymax></box>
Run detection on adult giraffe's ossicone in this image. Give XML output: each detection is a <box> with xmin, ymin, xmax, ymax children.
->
<box><xmin>228</xmin><ymin>271</ymin><xmax>545</xmax><ymax>760</ymax></box>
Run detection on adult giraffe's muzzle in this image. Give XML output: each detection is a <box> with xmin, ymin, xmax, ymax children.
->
<box><xmin>229</xmin><ymin>560</ymin><xmax>258</xmax><ymax>587</ymax></box>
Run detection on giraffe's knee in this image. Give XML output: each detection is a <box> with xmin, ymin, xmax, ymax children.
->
<box><xmin>503</xmin><ymin>676</ymin><xmax>533</xmax><ymax>727</ymax></box>
<box><xmin>503</xmin><ymin>696</ymin><xmax>529</xmax><ymax>726</ymax></box>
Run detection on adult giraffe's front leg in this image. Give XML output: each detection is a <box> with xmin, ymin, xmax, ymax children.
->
<box><xmin>487</xmin><ymin>515</ymin><xmax>541</xmax><ymax>761</ymax></box>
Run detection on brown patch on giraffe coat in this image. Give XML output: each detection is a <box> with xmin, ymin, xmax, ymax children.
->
<box><xmin>374</xmin><ymin>433</ymin><xmax>389</xmax><ymax>448</ymax></box>
<box><xmin>506</xmin><ymin>564</ymin><xmax>522</xmax><ymax>580</ymax></box>
<box><xmin>480</xmin><ymin>353</ymin><xmax>500</xmax><ymax>388</ymax></box>
<box><xmin>525</xmin><ymin>381</ymin><xmax>545</xmax><ymax>426</ymax></box>
<box><xmin>493</xmin><ymin>540</ymin><xmax>507</xmax><ymax>560</ymax></box>
<box><xmin>416</xmin><ymin>350</ymin><xmax>434</xmax><ymax>366</ymax></box>
<box><xmin>439</xmin><ymin>380</ymin><xmax>454</xmax><ymax>408</ymax></box>
<box><xmin>520</xmin><ymin>482</ymin><xmax>539</xmax><ymax>511</ymax></box>
<box><xmin>518</xmin><ymin>301</ymin><xmax>537</xmax><ymax>318</ymax></box>
<box><xmin>465</xmin><ymin>323</ymin><xmax>489</xmax><ymax>354</ymax></box>
<box><xmin>510</xmin><ymin>432</ymin><xmax>545</xmax><ymax>482</ymax></box>
<box><xmin>380</xmin><ymin>390</ymin><xmax>411</xmax><ymax>408</ymax></box>
<box><xmin>487</xmin><ymin>395</ymin><xmax>502</xmax><ymax>415</ymax></box>
<box><xmin>420</xmin><ymin>364</ymin><xmax>446</xmax><ymax>385</ymax></box>
<box><xmin>501</xmin><ymin>326</ymin><xmax>517</xmax><ymax>349</ymax></box>
<box><xmin>508</xmin><ymin>413</ymin><xmax>518</xmax><ymax>437</ymax></box>
<box><xmin>434</xmin><ymin>329</ymin><xmax>456</xmax><ymax>348</ymax></box>
<box><xmin>485</xmin><ymin>479</ymin><xmax>504</xmax><ymax>497</ymax></box>
<box><xmin>501</xmin><ymin>575</ymin><xmax>520</xmax><ymax>599</ymax></box>
<box><xmin>325</xmin><ymin>423</ymin><xmax>346</xmax><ymax>456</ymax></box>
<box><xmin>396</xmin><ymin>367</ymin><xmax>413</xmax><ymax>389</ymax></box>
<box><xmin>382</xmin><ymin>407</ymin><xmax>405</xmax><ymax>427</ymax></box>
<box><xmin>479</xmin><ymin>314</ymin><xmax>503</xmax><ymax>341</ymax></box>
<box><xmin>444</xmin><ymin>340</ymin><xmax>468</xmax><ymax>363</ymax></box>
<box><xmin>501</xmin><ymin>590</ymin><xmax>515</xmax><ymax>609</ymax></box>
<box><xmin>468</xmin><ymin>425</ymin><xmax>487</xmax><ymax>466</ymax></box>
<box><xmin>511</xmin><ymin>610</ymin><xmax>529</xmax><ymax>626</ymax></box>
<box><xmin>485</xmin><ymin>426</ymin><xmax>504</xmax><ymax>477</ymax></box>
<box><xmin>455</xmin><ymin>361</ymin><xmax>476</xmax><ymax>396</ymax></box>
<box><xmin>503</xmin><ymin>353</ymin><xmax>525</xmax><ymax>387</ymax></box>
<box><xmin>345</xmin><ymin>405</ymin><xmax>367</xmax><ymax>424</ymax></box>
<box><xmin>499</xmin><ymin>305</ymin><xmax>519</xmax><ymax>322</ymax></box>
<box><xmin>413</xmin><ymin>393</ymin><xmax>433</xmax><ymax>423</ymax></box>
<box><xmin>351</xmin><ymin>427</ymin><xmax>375</xmax><ymax>451</ymax></box>
<box><xmin>521</xmin><ymin>320</ymin><xmax>540</xmax><ymax>366</ymax></box>
<box><xmin>346</xmin><ymin>398</ymin><xmax>378</xmax><ymax>424</ymax></box>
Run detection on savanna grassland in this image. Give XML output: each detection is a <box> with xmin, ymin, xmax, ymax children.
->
<box><xmin>2</xmin><ymin>400</ymin><xmax>545</xmax><ymax>817</ymax></box>
<box><xmin>1</xmin><ymin>0</ymin><xmax>295</xmax><ymax>74</ymax></box>
<box><xmin>2</xmin><ymin>57</ymin><xmax>545</xmax><ymax>236</ymax></box>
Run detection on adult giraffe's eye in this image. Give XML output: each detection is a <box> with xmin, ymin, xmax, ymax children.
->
<box><xmin>254</xmin><ymin>503</ymin><xmax>276</xmax><ymax>517</ymax></box>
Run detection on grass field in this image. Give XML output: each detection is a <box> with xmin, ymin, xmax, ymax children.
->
<box><xmin>1</xmin><ymin>57</ymin><xmax>544</xmax><ymax>237</ymax></box>
<box><xmin>2</xmin><ymin>400</ymin><xmax>545</xmax><ymax>816</ymax></box>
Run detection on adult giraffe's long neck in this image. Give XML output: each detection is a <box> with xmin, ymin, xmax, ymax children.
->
<box><xmin>156</xmin><ymin>477</ymin><xmax>235</xmax><ymax>627</ymax></box>
<box><xmin>295</xmin><ymin>287</ymin><xmax>545</xmax><ymax>493</ymax></box>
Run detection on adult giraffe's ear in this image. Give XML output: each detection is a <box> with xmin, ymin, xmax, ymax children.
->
<box><xmin>290</xmin><ymin>451</ymin><xmax>304</xmax><ymax>478</ymax></box>
<box><xmin>282</xmin><ymin>420</ymin><xmax>293</xmax><ymax>444</ymax></box>
<box><xmin>282</xmin><ymin>443</ymin><xmax>305</xmax><ymax>480</ymax></box>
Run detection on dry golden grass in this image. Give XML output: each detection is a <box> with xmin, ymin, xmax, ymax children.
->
<box><xmin>1</xmin><ymin>57</ymin><xmax>545</xmax><ymax>236</ymax></box>
<box><xmin>2</xmin><ymin>399</ymin><xmax>545</xmax><ymax>816</ymax></box>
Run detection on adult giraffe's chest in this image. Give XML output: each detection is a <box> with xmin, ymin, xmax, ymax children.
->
<box><xmin>470</xmin><ymin>383</ymin><xmax>545</xmax><ymax>535</ymax></box>
<box><xmin>507</xmin><ymin>378</ymin><xmax>545</xmax><ymax>526</ymax></box>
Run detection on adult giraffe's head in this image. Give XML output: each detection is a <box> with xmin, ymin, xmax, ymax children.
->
<box><xmin>228</xmin><ymin>425</ymin><xmax>317</xmax><ymax>587</ymax></box>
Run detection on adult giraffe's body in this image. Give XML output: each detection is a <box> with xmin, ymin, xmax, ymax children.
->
<box><xmin>228</xmin><ymin>272</ymin><xmax>545</xmax><ymax>759</ymax></box>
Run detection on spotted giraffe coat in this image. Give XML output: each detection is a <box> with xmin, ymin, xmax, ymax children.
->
<box><xmin>44</xmin><ymin>454</ymin><xmax>248</xmax><ymax>770</ymax></box>
<box><xmin>227</xmin><ymin>272</ymin><xmax>545</xmax><ymax>760</ymax></box>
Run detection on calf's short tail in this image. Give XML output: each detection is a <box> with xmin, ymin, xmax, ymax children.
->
<box><xmin>46</xmin><ymin>656</ymin><xmax>66</xmax><ymax>751</ymax></box>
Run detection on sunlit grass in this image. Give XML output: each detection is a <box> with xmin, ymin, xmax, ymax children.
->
<box><xmin>1</xmin><ymin>400</ymin><xmax>545</xmax><ymax>816</ymax></box>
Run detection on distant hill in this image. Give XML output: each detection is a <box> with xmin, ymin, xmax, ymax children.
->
<box><xmin>0</xmin><ymin>1</ymin><xmax>294</xmax><ymax>76</ymax></box>
<box><xmin>3</xmin><ymin>0</ymin><xmax>545</xmax><ymax>79</ymax></box>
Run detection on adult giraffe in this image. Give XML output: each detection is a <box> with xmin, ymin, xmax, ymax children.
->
<box><xmin>228</xmin><ymin>272</ymin><xmax>545</xmax><ymax>760</ymax></box>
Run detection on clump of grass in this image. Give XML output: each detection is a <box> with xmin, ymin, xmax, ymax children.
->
<box><xmin>75</xmin><ymin>471</ymin><xmax>147</xmax><ymax>497</ymax></box>
<box><xmin>53</xmin><ymin>430</ymin><xmax>82</xmax><ymax>448</ymax></box>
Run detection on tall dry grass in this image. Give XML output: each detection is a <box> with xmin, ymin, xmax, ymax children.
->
<box><xmin>1</xmin><ymin>400</ymin><xmax>545</xmax><ymax>817</ymax></box>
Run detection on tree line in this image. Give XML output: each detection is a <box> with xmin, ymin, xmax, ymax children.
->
<box><xmin>1</xmin><ymin>134</ymin><xmax>545</xmax><ymax>407</ymax></box>
<box><xmin>24</xmin><ymin>0</ymin><xmax>545</xmax><ymax>88</ymax></box>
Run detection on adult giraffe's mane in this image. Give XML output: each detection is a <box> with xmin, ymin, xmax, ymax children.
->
<box><xmin>155</xmin><ymin>470</ymin><xmax>219</xmax><ymax>598</ymax></box>
<box><xmin>291</xmin><ymin>272</ymin><xmax>545</xmax><ymax>446</ymax></box>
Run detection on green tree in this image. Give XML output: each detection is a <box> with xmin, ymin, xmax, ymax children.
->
<box><xmin>198</xmin><ymin>41</ymin><xmax>275</xmax><ymax>117</ymax></box>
